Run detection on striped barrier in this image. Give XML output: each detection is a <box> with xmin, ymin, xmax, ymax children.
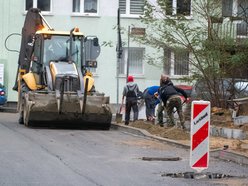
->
<box><xmin>190</xmin><ymin>100</ymin><xmax>211</xmax><ymax>172</ymax></box>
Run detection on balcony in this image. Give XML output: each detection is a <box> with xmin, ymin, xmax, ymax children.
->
<box><xmin>212</xmin><ymin>20</ymin><xmax>248</xmax><ymax>44</ymax></box>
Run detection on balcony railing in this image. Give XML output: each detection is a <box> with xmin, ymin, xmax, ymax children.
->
<box><xmin>212</xmin><ymin>21</ymin><xmax>248</xmax><ymax>44</ymax></box>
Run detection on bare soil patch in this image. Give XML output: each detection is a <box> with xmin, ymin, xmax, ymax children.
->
<box><xmin>211</xmin><ymin>107</ymin><xmax>248</xmax><ymax>131</ymax></box>
<box><xmin>121</xmin><ymin>139</ymin><xmax>171</xmax><ymax>150</ymax></box>
<box><xmin>130</xmin><ymin>121</ymin><xmax>189</xmax><ymax>140</ymax></box>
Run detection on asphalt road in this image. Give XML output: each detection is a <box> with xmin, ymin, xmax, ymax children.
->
<box><xmin>0</xmin><ymin>112</ymin><xmax>248</xmax><ymax>186</ymax></box>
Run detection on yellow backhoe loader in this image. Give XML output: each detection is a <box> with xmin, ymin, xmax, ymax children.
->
<box><xmin>14</xmin><ymin>8</ymin><xmax>112</xmax><ymax>129</ymax></box>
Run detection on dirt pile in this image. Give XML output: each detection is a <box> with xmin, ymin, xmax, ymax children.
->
<box><xmin>130</xmin><ymin>121</ymin><xmax>190</xmax><ymax>140</ymax></box>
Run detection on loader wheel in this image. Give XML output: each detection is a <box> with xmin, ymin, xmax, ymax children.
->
<box><xmin>18</xmin><ymin>111</ymin><xmax>24</xmax><ymax>125</ymax></box>
<box><xmin>102</xmin><ymin>123</ymin><xmax>111</xmax><ymax>130</ymax></box>
<box><xmin>23</xmin><ymin>98</ymin><xmax>29</xmax><ymax>127</ymax></box>
<box><xmin>18</xmin><ymin>82</ymin><xmax>28</xmax><ymax>125</ymax></box>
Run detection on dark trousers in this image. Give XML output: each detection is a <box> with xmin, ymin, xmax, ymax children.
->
<box><xmin>143</xmin><ymin>89</ymin><xmax>156</xmax><ymax>120</ymax></box>
<box><xmin>125</xmin><ymin>99</ymin><xmax>138</xmax><ymax>123</ymax></box>
<box><xmin>144</xmin><ymin>96</ymin><xmax>156</xmax><ymax>120</ymax></box>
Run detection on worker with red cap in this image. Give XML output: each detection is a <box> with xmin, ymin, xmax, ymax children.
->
<box><xmin>122</xmin><ymin>75</ymin><xmax>140</xmax><ymax>125</ymax></box>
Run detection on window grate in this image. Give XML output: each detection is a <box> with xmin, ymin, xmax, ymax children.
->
<box><xmin>119</xmin><ymin>0</ymin><xmax>126</xmax><ymax>14</ymax></box>
<box><xmin>174</xmin><ymin>51</ymin><xmax>189</xmax><ymax>75</ymax></box>
<box><xmin>130</xmin><ymin>0</ymin><xmax>144</xmax><ymax>15</ymax></box>
<box><xmin>119</xmin><ymin>47</ymin><xmax>144</xmax><ymax>75</ymax></box>
<box><xmin>119</xmin><ymin>0</ymin><xmax>144</xmax><ymax>15</ymax></box>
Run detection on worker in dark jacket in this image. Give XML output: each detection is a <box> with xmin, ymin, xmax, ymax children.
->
<box><xmin>157</xmin><ymin>74</ymin><xmax>171</xmax><ymax>126</ymax></box>
<box><xmin>158</xmin><ymin>75</ymin><xmax>188</xmax><ymax>129</ymax></box>
<box><xmin>122</xmin><ymin>75</ymin><xmax>140</xmax><ymax>125</ymax></box>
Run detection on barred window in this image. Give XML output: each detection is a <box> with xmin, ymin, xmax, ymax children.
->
<box><xmin>222</xmin><ymin>0</ymin><xmax>248</xmax><ymax>17</ymax></box>
<box><xmin>174</xmin><ymin>50</ymin><xmax>189</xmax><ymax>75</ymax></box>
<box><xmin>164</xmin><ymin>49</ymin><xmax>189</xmax><ymax>76</ymax></box>
<box><xmin>119</xmin><ymin>0</ymin><xmax>126</xmax><ymax>14</ymax></box>
<box><xmin>119</xmin><ymin>47</ymin><xmax>144</xmax><ymax>75</ymax></box>
<box><xmin>238</xmin><ymin>0</ymin><xmax>248</xmax><ymax>17</ymax></box>
<box><xmin>119</xmin><ymin>0</ymin><xmax>144</xmax><ymax>15</ymax></box>
<box><xmin>237</xmin><ymin>21</ymin><xmax>248</xmax><ymax>36</ymax></box>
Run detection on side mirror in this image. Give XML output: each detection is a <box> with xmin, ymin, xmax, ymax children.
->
<box><xmin>84</xmin><ymin>36</ymin><xmax>101</xmax><ymax>68</ymax></box>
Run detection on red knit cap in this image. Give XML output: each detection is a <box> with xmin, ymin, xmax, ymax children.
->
<box><xmin>127</xmin><ymin>75</ymin><xmax>134</xmax><ymax>82</ymax></box>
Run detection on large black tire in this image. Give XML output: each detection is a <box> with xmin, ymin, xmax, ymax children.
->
<box><xmin>23</xmin><ymin>97</ymin><xmax>29</xmax><ymax>127</ymax></box>
<box><xmin>100</xmin><ymin>123</ymin><xmax>111</xmax><ymax>130</ymax></box>
<box><xmin>18</xmin><ymin>111</ymin><xmax>24</xmax><ymax>125</ymax></box>
<box><xmin>18</xmin><ymin>82</ymin><xmax>30</xmax><ymax>125</ymax></box>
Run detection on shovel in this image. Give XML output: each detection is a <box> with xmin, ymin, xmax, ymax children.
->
<box><xmin>116</xmin><ymin>100</ymin><xmax>124</xmax><ymax>123</ymax></box>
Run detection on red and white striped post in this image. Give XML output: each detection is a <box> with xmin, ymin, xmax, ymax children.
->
<box><xmin>190</xmin><ymin>100</ymin><xmax>211</xmax><ymax>172</ymax></box>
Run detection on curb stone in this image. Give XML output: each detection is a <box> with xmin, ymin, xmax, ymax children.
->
<box><xmin>211</xmin><ymin>149</ymin><xmax>248</xmax><ymax>166</ymax></box>
<box><xmin>111</xmin><ymin>123</ymin><xmax>190</xmax><ymax>149</ymax></box>
<box><xmin>210</xmin><ymin>126</ymin><xmax>247</xmax><ymax>140</ymax></box>
<box><xmin>111</xmin><ymin>122</ymin><xmax>248</xmax><ymax>166</ymax></box>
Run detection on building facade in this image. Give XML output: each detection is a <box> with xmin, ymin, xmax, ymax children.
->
<box><xmin>0</xmin><ymin>0</ymin><xmax>198</xmax><ymax>104</ymax></box>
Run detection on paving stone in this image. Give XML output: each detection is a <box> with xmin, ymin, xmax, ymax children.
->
<box><xmin>233</xmin><ymin>116</ymin><xmax>248</xmax><ymax>125</ymax></box>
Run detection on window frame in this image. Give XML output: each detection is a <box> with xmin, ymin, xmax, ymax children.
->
<box><xmin>72</xmin><ymin>0</ymin><xmax>99</xmax><ymax>16</ymax></box>
<box><xmin>222</xmin><ymin>0</ymin><xmax>248</xmax><ymax>37</ymax></box>
<box><xmin>119</xmin><ymin>47</ymin><xmax>145</xmax><ymax>76</ymax></box>
<box><xmin>165</xmin><ymin>50</ymin><xmax>190</xmax><ymax>77</ymax></box>
<box><xmin>25</xmin><ymin>0</ymin><xmax>52</xmax><ymax>14</ymax></box>
<box><xmin>165</xmin><ymin>0</ymin><xmax>192</xmax><ymax>16</ymax></box>
<box><xmin>222</xmin><ymin>0</ymin><xmax>248</xmax><ymax>17</ymax></box>
<box><xmin>119</xmin><ymin>0</ymin><xmax>144</xmax><ymax>18</ymax></box>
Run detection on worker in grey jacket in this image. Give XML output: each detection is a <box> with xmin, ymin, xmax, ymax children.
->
<box><xmin>122</xmin><ymin>75</ymin><xmax>140</xmax><ymax>125</ymax></box>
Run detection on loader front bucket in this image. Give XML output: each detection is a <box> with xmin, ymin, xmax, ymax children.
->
<box><xmin>22</xmin><ymin>91</ymin><xmax>112</xmax><ymax>129</ymax></box>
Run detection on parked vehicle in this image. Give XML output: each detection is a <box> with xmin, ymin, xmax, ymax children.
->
<box><xmin>191</xmin><ymin>78</ymin><xmax>248</xmax><ymax>107</ymax></box>
<box><xmin>0</xmin><ymin>83</ymin><xmax>7</xmax><ymax>106</ymax></box>
<box><xmin>175</xmin><ymin>85</ymin><xmax>192</xmax><ymax>103</ymax></box>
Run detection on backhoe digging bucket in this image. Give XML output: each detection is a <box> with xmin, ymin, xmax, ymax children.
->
<box><xmin>22</xmin><ymin>91</ymin><xmax>112</xmax><ymax>129</ymax></box>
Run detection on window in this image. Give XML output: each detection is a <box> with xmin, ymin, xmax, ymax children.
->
<box><xmin>43</xmin><ymin>35</ymin><xmax>82</xmax><ymax>66</ymax></box>
<box><xmin>222</xmin><ymin>0</ymin><xmax>248</xmax><ymax>17</ymax></box>
<box><xmin>119</xmin><ymin>0</ymin><xmax>144</xmax><ymax>15</ymax></box>
<box><xmin>119</xmin><ymin>47</ymin><xmax>144</xmax><ymax>75</ymax></box>
<box><xmin>25</xmin><ymin>0</ymin><xmax>51</xmax><ymax>12</ymax></box>
<box><xmin>164</xmin><ymin>49</ymin><xmax>189</xmax><ymax>76</ymax></box>
<box><xmin>222</xmin><ymin>0</ymin><xmax>233</xmax><ymax>16</ymax></box>
<box><xmin>237</xmin><ymin>0</ymin><xmax>248</xmax><ymax>17</ymax></box>
<box><xmin>237</xmin><ymin>21</ymin><xmax>248</xmax><ymax>36</ymax></box>
<box><xmin>165</xmin><ymin>0</ymin><xmax>191</xmax><ymax>16</ymax></box>
<box><xmin>173</xmin><ymin>50</ymin><xmax>189</xmax><ymax>75</ymax></box>
<box><xmin>72</xmin><ymin>0</ymin><xmax>98</xmax><ymax>14</ymax></box>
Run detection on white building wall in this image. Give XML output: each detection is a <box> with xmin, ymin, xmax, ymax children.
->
<box><xmin>0</xmin><ymin>0</ymin><xmax>164</xmax><ymax>104</ymax></box>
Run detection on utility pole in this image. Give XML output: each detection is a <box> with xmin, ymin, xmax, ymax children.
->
<box><xmin>116</xmin><ymin>8</ymin><xmax>123</xmax><ymax>112</ymax></box>
<box><xmin>126</xmin><ymin>26</ymin><xmax>130</xmax><ymax>82</ymax></box>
